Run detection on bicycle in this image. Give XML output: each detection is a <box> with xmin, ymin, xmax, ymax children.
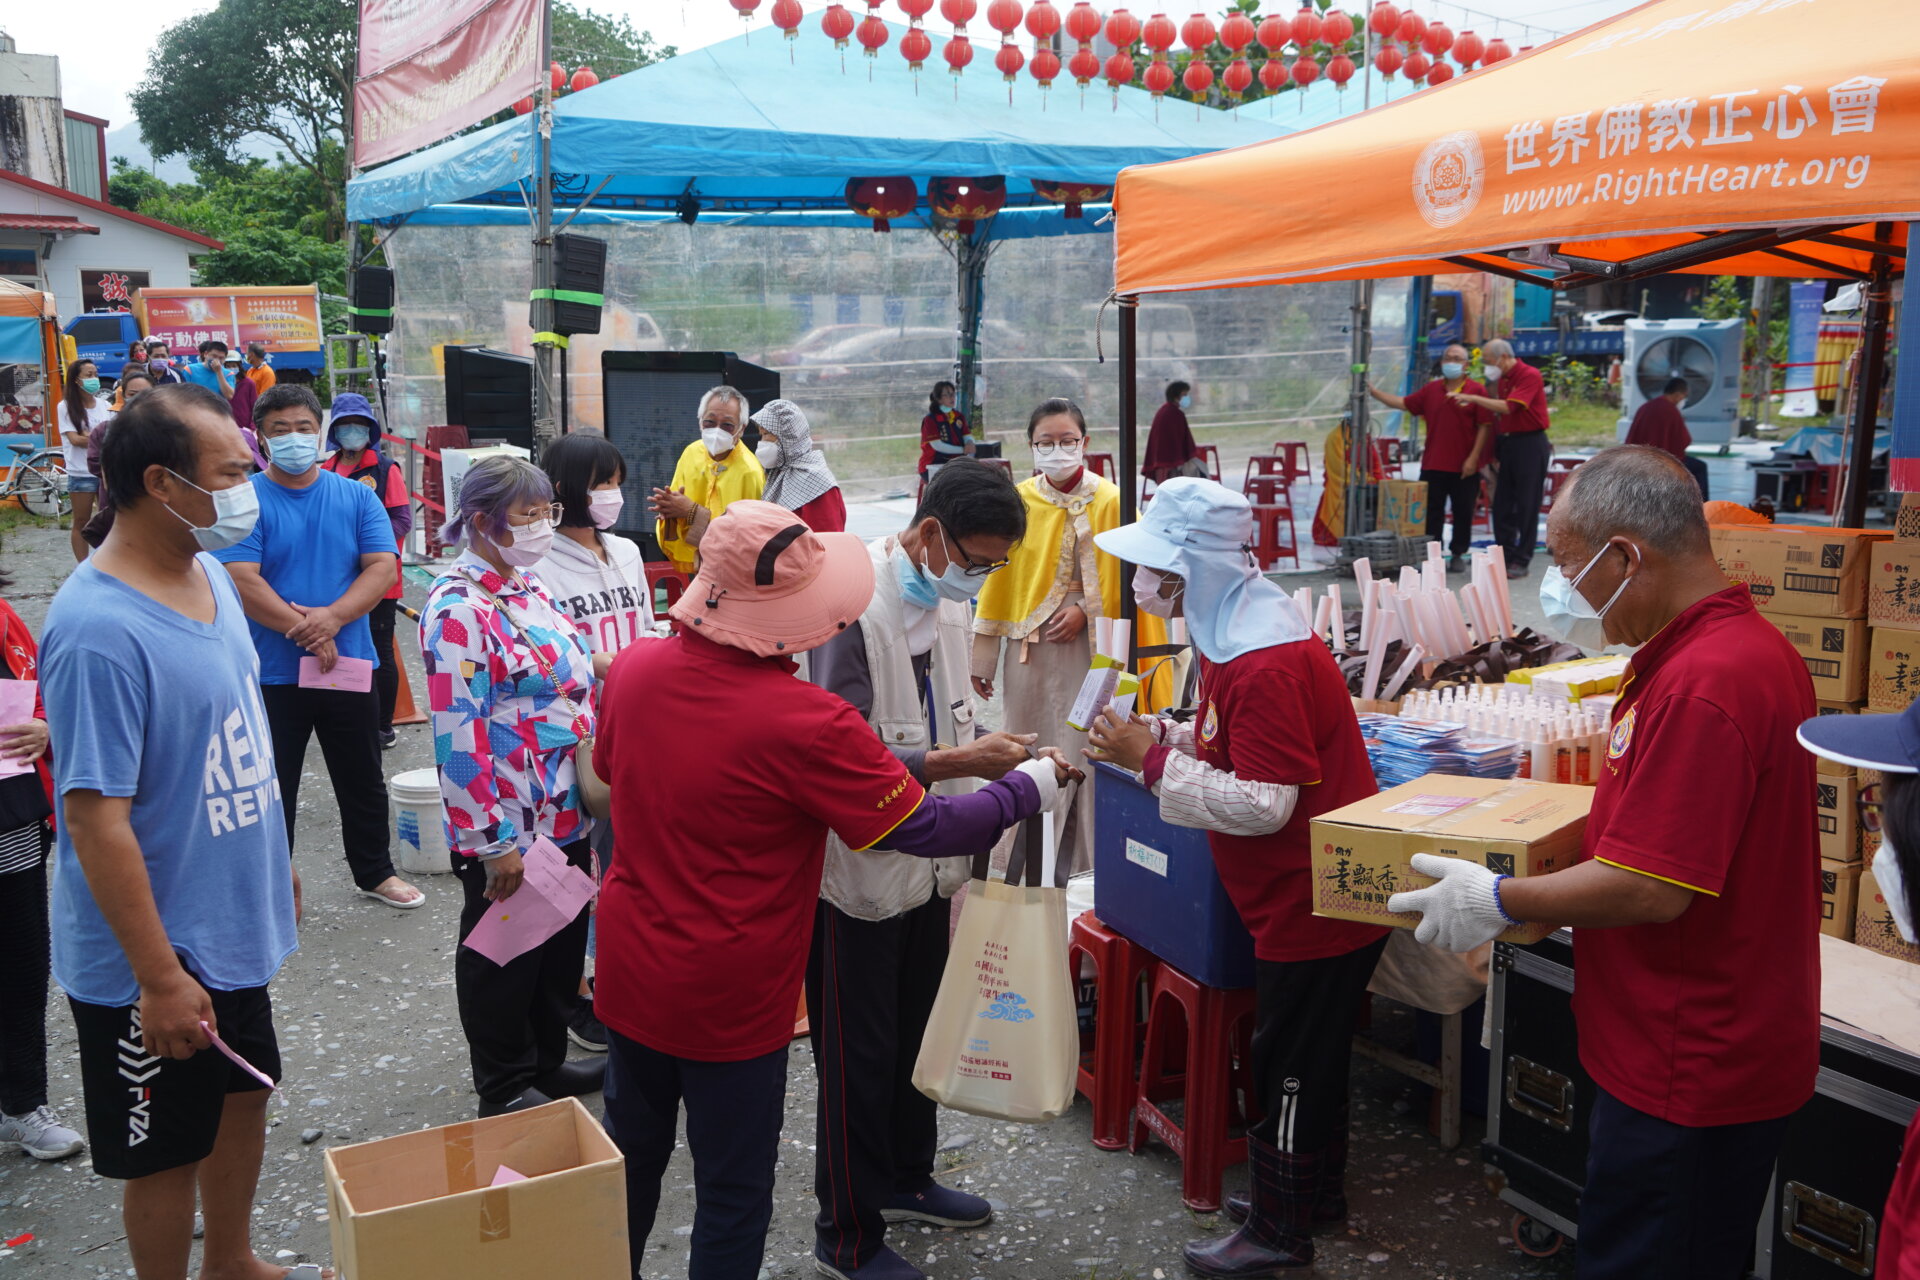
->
<box><xmin>0</xmin><ymin>442</ymin><xmax>71</xmax><ymax>518</ymax></box>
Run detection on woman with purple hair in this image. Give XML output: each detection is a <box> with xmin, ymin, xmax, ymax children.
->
<box><xmin>419</xmin><ymin>454</ymin><xmax>605</xmax><ymax>1117</ymax></box>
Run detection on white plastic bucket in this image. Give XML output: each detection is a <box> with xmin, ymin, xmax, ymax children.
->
<box><xmin>390</xmin><ymin>768</ymin><xmax>451</xmax><ymax>875</ymax></box>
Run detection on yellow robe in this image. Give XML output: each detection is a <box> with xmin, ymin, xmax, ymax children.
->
<box><xmin>974</xmin><ymin>472</ymin><xmax>1122</xmax><ymax>639</ymax></box>
<box><xmin>656</xmin><ymin>438</ymin><xmax>766</xmax><ymax>573</ymax></box>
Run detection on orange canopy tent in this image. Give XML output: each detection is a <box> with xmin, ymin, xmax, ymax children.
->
<box><xmin>1108</xmin><ymin>0</ymin><xmax>1916</xmax><ymax>529</ymax></box>
<box><xmin>0</xmin><ymin>280</ymin><xmax>62</xmax><ymax>448</ymax></box>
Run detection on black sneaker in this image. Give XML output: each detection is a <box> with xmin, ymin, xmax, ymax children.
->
<box><xmin>567</xmin><ymin>996</ymin><xmax>608</xmax><ymax>1052</ymax></box>
<box><xmin>379</xmin><ymin>728</ymin><xmax>398</xmax><ymax>750</ymax></box>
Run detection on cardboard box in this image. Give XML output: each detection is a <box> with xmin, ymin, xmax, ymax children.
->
<box><xmin>1816</xmin><ymin>774</ymin><xmax>1863</xmax><ymax>864</ymax></box>
<box><xmin>1822</xmin><ymin>857</ymin><xmax>1861</xmax><ymax>940</ymax></box>
<box><xmin>1310</xmin><ymin>775</ymin><xmax>1592</xmax><ymax>946</ymax></box>
<box><xmin>323</xmin><ymin>1098</ymin><xmax>627</xmax><ymax>1280</ymax></box>
<box><xmin>1378</xmin><ymin>479</ymin><xmax>1428</xmax><ymax>538</ymax></box>
<box><xmin>1812</xmin><ymin>701</ymin><xmax>1860</xmax><ymax>775</ymax></box>
<box><xmin>1765</xmin><ymin>614</ymin><xmax>1867</xmax><ymax>703</ymax></box>
<box><xmin>1868</xmin><ymin>627</ymin><xmax>1920</xmax><ymax>712</ymax></box>
<box><xmin>1897</xmin><ymin>493</ymin><xmax>1920</xmax><ymax>541</ymax></box>
<box><xmin>1709</xmin><ymin>524</ymin><xmax>1889</xmax><ymax>619</ymax></box>
<box><xmin>1856</xmin><ymin>866</ymin><xmax>1920</xmax><ymax>965</ymax></box>
<box><xmin>1869</xmin><ymin>540</ymin><xmax>1920</xmax><ymax>632</ymax></box>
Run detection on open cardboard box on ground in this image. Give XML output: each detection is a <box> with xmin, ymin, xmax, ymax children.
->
<box><xmin>1309</xmin><ymin>775</ymin><xmax>1593</xmax><ymax>946</ymax></box>
<box><xmin>323</xmin><ymin>1097</ymin><xmax>627</xmax><ymax>1280</ymax></box>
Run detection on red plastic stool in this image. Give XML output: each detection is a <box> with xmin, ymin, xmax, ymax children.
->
<box><xmin>1130</xmin><ymin>962</ymin><xmax>1259</xmax><ymax>1211</ymax></box>
<box><xmin>644</xmin><ymin>562</ymin><xmax>688</xmax><ymax>625</ymax></box>
<box><xmin>1069</xmin><ymin>911</ymin><xmax>1159</xmax><ymax>1151</ymax></box>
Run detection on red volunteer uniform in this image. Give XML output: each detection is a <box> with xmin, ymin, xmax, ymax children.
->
<box><xmin>1575</xmin><ymin>586</ymin><xmax>1818</xmax><ymax>1126</ymax></box>
<box><xmin>1497</xmin><ymin>358</ymin><xmax>1550</xmax><ymax>434</ymax></box>
<box><xmin>593</xmin><ymin>628</ymin><xmax>926</xmax><ymax>1061</ymax></box>
<box><xmin>1402</xmin><ymin>379</ymin><xmax>1492</xmax><ymax>472</ymax></box>
<box><xmin>1193</xmin><ymin>640</ymin><xmax>1390</xmax><ymax>962</ymax></box>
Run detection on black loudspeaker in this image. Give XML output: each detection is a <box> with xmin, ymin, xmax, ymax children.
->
<box><xmin>443</xmin><ymin>345</ymin><xmax>533</xmax><ymax>452</ymax></box>
<box><xmin>541</xmin><ymin>234</ymin><xmax>608</xmax><ymax>337</ymax></box>
<box><xmin>601</xmin><ymin>351</ymin><xmax>779</xmax><ymax>557</ymax></box>
<box><xmin>351</xmin><ymin>265</ymin><xmax>394</xmax><ymax>335</ymax></box>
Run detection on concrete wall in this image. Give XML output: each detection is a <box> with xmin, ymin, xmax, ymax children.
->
<box><xmin>1</xmin><ymin>181</ymin><xmax>198</xmax><ymax>319</ymax></box>
<box><xmin>0</xmin><ymin>50</ymin><xmax>66</xmax><ymax>189</ymax></box>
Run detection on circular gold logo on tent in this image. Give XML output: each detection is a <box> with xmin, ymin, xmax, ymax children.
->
<box><xmin>1412</xmin><ymin>131</ymin><xmax>1486</xmax><ymax>229</ymax></box>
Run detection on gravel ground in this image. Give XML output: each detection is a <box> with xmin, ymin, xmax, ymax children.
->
<box><xmin>0</xmin><ymin>517</ymin><xmax>1576</xmax><ymax>1280</ymax></box>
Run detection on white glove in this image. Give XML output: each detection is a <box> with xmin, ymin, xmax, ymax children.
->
<box><xmin>1013</xmin><ymin>757</ymin><xmax>1063</xmax><ymax>814</ymax></box>
<box><xmin>1386</xmin><ymin>853</ymin><xmax>1516</xmax><ymax>952</ymax></box>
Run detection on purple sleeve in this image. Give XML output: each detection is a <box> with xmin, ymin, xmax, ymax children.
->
<box><xmin>883</xmin><ymin>772</ymin><xmax>1041</xmax><ymax>859</ymax></box>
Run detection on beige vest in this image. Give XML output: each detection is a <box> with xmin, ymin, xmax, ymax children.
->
<box><xmin>820</xmin><ymin>536</ymin><xmax>977</xmax><ymax>921</ymax></box>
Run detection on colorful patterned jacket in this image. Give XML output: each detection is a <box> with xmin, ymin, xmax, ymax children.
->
<box><xmin>420</xmin><ymin>551</ymin><xmax>597</xmax><ymax>857</ymax></box>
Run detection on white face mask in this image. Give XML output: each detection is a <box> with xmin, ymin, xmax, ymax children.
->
<box><xmin>587</xmin><ymin>489</ymin><xmax>624</xmax><ymax>530</ymax></box>
<box><xmin>1878</xmin><ymin>839</ymin><xmax>1917</xmax><ymax>944</ymax></box>
<box><xmin>755</xmin><ymin>439</ymin><xmax>782</xmax><ymax>469</ymax></box>
<box><xmin>1132</xmin><ymin>564</ymin><xmax>1183</xmax><ymax>617</ymax></box>
<box><xmin>1484</xmin><ymin>363</ymin><xmax>1503</xmax><ymax>383</ymax></box>
<box><xmin>701</xmin><ymin>427</ymin><xmax>736</xmax><ymax>458</ymax></box>
<box><xmin>1033</xmin><ymin>441</ymin><xmax>1083</xmax><ymax>480</ymax></box>
<box><xmin>1539</xmin><ymin>541</ymin><xmax>1635</xmax><ymax>650</ymax></box>
<box><xmin>500</xmin><ymin>518</ymin><xmax>555</xmax><ymax>567</ymax></box>
<box><xmin>165</xmin><ymin>471</ymin><xmax>260</xmax><ymax>552</ymax></box>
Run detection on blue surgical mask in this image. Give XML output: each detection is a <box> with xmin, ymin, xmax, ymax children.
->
<box><xmin>335</xmin><ymin>425</ymin><xmax>371</xmax><ymax>451</ymax></box>
<box><xmin>928</xmin><ymin>526</ymin><xmax>988</xmax><ymax>603</ymax></box>
<box><xmin>1178</xmin><ymin>395</ymin><xmax>1192</xmax><ymax>410</ymax></box>
<box><xmin>267</xmin><ymin>432</ymin><xmax>320</xmax><ymax>474</ymax></box>
<box><xmin>1539</xmin><ymin>541</ymin><xmax>1636</xmax><ymax>651</ymax></box>
<box><xmin>164</xmin><ymin>470</ymin><xmax>260</xmax><ymax>552</ymax></box>
<box><xmin>1440</xmin><ymin>362</ymin><xmax>1465</xmax><ymax>380</ymax></box>
<box><xmin>896</xmin><ymin>545</ymin><xmax>940</xmax><ymax>612</ymax></box>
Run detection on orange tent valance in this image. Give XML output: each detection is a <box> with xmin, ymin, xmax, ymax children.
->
<box><xmin>1113</xmin><ymin>0</ymin><xmax>1917</xmax><ymax>295</ymax></box>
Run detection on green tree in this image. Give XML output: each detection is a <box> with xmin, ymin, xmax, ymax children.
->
<box><xmin>196</xmin><ymin>228</ymin><xmax>347</xmax><ymax>295</ymax></box>
<box><xmin>551</xmin><ymin>3</ymin><xmax>675</xmax><ymax>77</ymax></box>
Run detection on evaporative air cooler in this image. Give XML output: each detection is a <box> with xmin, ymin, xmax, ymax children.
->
<box><xmin>1614</xmin><ymin>318</ymin><xmax>1745</xmax><ymax>446</ymax></box>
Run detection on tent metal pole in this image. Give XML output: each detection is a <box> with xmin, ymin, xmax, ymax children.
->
<box><xmin>955</xmin><ymin>228</ymin><xmax>989</xmax><ymax>434</ymax></box>
<box><xmin>531</xmin><ymin>0</ymin><xmax>558</xmax><ymax>459</ymax></box>
<box><xmin>1345</xmin><ymin>278</ymin><xmax>1374</xmax><ymax>538</ymax></box>
<box><xmin>1840</xmin><ymin>232</ymin><xmax>1893</xmax><ymax>529</ymax></box>
<box><xmin>1119</xmin><ymin>293</ymin><xmax>1139</xmax><ymax>630</ymax></box>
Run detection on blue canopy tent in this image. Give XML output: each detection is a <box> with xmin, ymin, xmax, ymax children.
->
<box><xmin>346</xmin><ymin>21</ymin><xmax>1397</xmax><ymax>444</ymax></box>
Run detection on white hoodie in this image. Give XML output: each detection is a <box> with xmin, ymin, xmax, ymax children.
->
<box><xmin>533</xmin><ymin>530</ymin><xmax>661</xmax><ymax>656</ymax></box>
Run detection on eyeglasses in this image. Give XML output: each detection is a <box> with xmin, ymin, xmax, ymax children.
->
<box><xmin>1860</xmin><ymin>783</ymin><xmax>1883</xmax><ymax>834</ymax></box>
<box><xmin>942</xmin><ymin>523</ymin><xmax>1008</xmax><ymax>578</ymax></box>
<box><xmin>699</xmin><ymin>419</ymin><xmax>739</xmax><ymax>432</ymax></box>
<box><xmin>510</xmin><ymin>503</ymin><xmax>563</xmax><ymax>527</ymax></box>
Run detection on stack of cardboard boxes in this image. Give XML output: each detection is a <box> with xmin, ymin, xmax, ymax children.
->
<box><xmin>1860</xmin><ymin>512</ymin><xmax>1920</xmax><ymax>961</ymax></box>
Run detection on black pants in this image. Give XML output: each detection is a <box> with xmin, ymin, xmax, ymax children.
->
<box><xmin>0</xmin><ymin>856</ymin><xmax>49</xmax><ymax>1115</ymax></box>
<box><xmin>805</xmin><ymin>894</ymin><xmax>948</xmax><ymax>1269</ymax></box>
<box><xmin>368</xmin><ymin>598</ymin><xmax>400</xmax><ymax>733</ymax></box>
<box><xmin>261</xmin><ymin>683</ymin><xmax>396</xmax><ymax>890</ymax></box>
<box><xmin>1248</xmin><ymin>936</ymin><xmax>1387</xmax><ymax>1154</ymax></box>
<box><xmin>1492</xmin><ymin>430</ymin><xmax>1553</xmax><ymax>571</ymax></box>
<box><xmin>1419</xmin><ymin>468</ymin><xmax>1482</xmax><ymax>559</ymax></box>
<box><xmin>1577</xmin><ymin>1085</ymin><xmax>1788</xmax><ymax>1280</ymax></box>
<box><xmin>604</xmin><ymin>1028</ymin><xmax>788</xmax><ymax>1280</ymax></box>
<box><xmin>452</xmin><ymin>839</ymin><xmax>592</xmax><ymax>1103</ymax></box>
<box><xmin>1682</xmin><ymin>453</ymin><xmax>1710</xmax><ymax>500</ymax></box>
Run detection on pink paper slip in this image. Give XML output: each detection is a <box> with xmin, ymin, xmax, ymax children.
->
<box><xmin>0</xmin><ymin>681</ymin><xmax>34</xmax><ymax>779</ymax></box>
<box><xmin>490</xmin><ymin>1165</ymin><xmax>529</xmax><ymax>1186</ymax></box>
<box><xmin>298</xmin><ymin>656</ymin><xmax>374</xmax><ymax>692</ymax></box>
<box><xmin>461</xmin><ymin>837</ymin><xmax>598</xmax><ymax>967</ymax></box>
<box><xmin>200</xmin><ymin>1021</ymin><xmax>277</xmax><ymax>1090</ymax></box>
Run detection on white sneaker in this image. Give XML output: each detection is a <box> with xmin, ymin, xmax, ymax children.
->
<box><xmin>0</xmin><ymin>1105</ymin><xmax>85</xmax><ymax>1160</ymax></box>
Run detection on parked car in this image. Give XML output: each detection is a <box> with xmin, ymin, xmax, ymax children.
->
<box><xmin>764</xmin><ymin>324</ymin><xmax>882</xmax><ymax>369</ymax></box>
<box><xmin>791</xmin><ymin>322</ymin><xmax>1089</xmax><ymax>405</ymax></box>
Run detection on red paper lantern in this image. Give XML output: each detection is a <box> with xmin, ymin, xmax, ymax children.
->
<box><xmin>1031</xmin><ymin>178</ymin><xmax>1112</xmax><ymax>217</ymax></box>
<box><xmin>1401</xmin><ymin>48</ymin><xmax>1429</xmax><ymax>80</ymax></box>
<box><xmin>1421</xmin><ymin>20</ymin><xmax>1452</xmax><ymax>54</ymax></box>
<box><xmin>1373</xmin><ymin>42</ymin><xmax>1401</xmax><ymax>78</ymax></box>
<box><xmin>944</xmin><ymin>32</ymin><xmax>974</xmax><ymax>72</ymax></box>
<box><xmin>1069</xmin><ymin>46</ymin><xmax>1102</xmax><ymax>84</ymax></box>
<box><xmin>996</xmin><ymin>41</ymin><xmax>1026</xmax><ymax>79</ymax></box>
<box><xmin>550</xmin><ymin>62</ymin><xmax>565</xmax><ymax>92</ymax></box>
<box><xmin>1141</xmin><ymin>11</ymin><xmax>1177</xmax><ymax>52</ymax></box>
<box><xmin>1025</xmin><ymin>0</ymin><xmax>1062</xmax><ymax>38</ymax></box>
<box><xmin>1482</xmin><ymin>35</ymin><xmax>1511</xmax><ymax>64</ymax></box>
<box><xmin>1030</xmin><ymin>46</ymin><xmax>1063</xmax><ymax>86</ymax></box>
<box><xmin>1143</xmin><ymin>59</ymin><xmax>1175</xmax><ymax>96</ymax></box>
<box><xmin>1396</xmin><ymin>9</ymin><xmax>1424</xmax><ymax>42</ymax></box>
<box><xmin>1219</xmin><ymin>10</ymin><xmax>1255</xmax><ymax>53</ymax></box>
<box><xmin>1182</xmin><ymin>59</ymin><xmax>1213</xmax><ymax>99</ymax></box>
<box><xmin>929</xmin><ymin>176</ymin><xmax>1005</xmax><ymax>232</ymax></box>
<box><xmin>1256</xmin><ymin>12</ymin><xmax>1288</xmax><ymax>52</ymax></box>
<box><xmin>730</xmin><ymin>0</ymin><xmax>761</xmax><ymax>16</ymax></box>
<box><xmin>1259</xmin><ymin>57</ymin><xmax>1288</xmax><ymax>91</ymax></box>
<box><xmin>1223</xmin><ymin>56</ymin><xmax>1253</xmax><ymax>99</ymax></box>
<box><xmin>1180</xmin><ymin>11</ymin><xmax>1216</xmax><ymax>52</ymax></box>
<box><xmin>512</xmin><ymin>96</ymin><xmax>534</xmax><ymax>115</ymax></box>
<box><xmin>986</xmin><ymin>0</ymin><xmax>1024</xmax><ymax>34</ymax></box>
<box><xmin>1426</xmin><ymin>59</ymin><xmax>1453</xmax><ymax>85</ymax></box>
<box><xmin>941</xmin><ymin>0</ymin><xmax>978</xmax><ymax>29</ymax></box>
<box><xmin>1368</xmin><ymin>2</ymin><xmax>1399</xmax><ymax>37</ymax></box>
<box><xmin>1326</xmin><ymin>52</ymin><xmax>1355</xmax><ymax>87</ymax></box>
<box><xmin>1291</xmin><ymin>53</ymin><xmax>1319</xmax><ymax>86</ymax></box>
<box><xmin>1105</xmin><ymin>7</ymin><xmax>1140</xmax><ymax>46</ymax></box>
<box><xmin>1321</xmin><ymin>9</ymin><xmax>1354</xmax><ymax>46</ymax></box>
<box><xmin>1104</xmin><ymin>49</ymin><xmax>1135</xmax><ymax>87</ymax></box>
<box><xmin>822</xmin><ymin>4</ymin><xmax>856</xmax><ymax>48</ymax></box>
<box><xmin>845</xmin><ymin>177</ymin><xmax>917</xmax><ymax>231</ymax></box>
<box><xmin>569</xmin><ymin>65</ymin><xmax>599</xmax><ymax>92</ymax></box>
<box><xmin>772</xmin><ymin>0</ymin><xmax>805</xmax><ymax>39</ymax></box>
<box><xmin>1452</xmin><ymin>28</ymin><xmax>1483</xmax><ymax>66</ymax></box>
<box><xmin>1289</xmin><ymin>4</ymin><xmax>1322</xmax><ymax>48</ymax></box>
<box><xmin>1066</xmin><ymin>1</ymin><xmax>1103</xmax><ymax>44</ymax></box>
<box><xmin>899</xmin><ymin>0</ymin><xmax>935</xmax><ymax>20</ymax></box>
<box><xmin>856</xmin><ymin>14</ymin><xmax>889</xmax><ymax>55</ymax></box>
<box><xmin>901</xmin><ymin>25</ymin><xmax>934</xmax><ymax>66</ymax></box>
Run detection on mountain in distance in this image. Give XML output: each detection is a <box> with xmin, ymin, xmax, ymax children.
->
<box><xmin>102</xmin><ymin>121</ymin><xmax>281</xmax><ymax>185</ymax></box>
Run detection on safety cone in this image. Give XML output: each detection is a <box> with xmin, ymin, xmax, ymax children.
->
<box><xmin>793</xmin><ymin>991</ymin><xmax>810</xmax><ymax>1041</ymax></box>
<box><xmin>389</xmin><ymin>625</ymin><xmax>427</xmax><ymax>726</ymax></box>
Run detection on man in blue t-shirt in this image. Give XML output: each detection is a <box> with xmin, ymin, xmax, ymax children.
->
<box><xmin>181</xmin><ymin>339</ymin><xmax>234</xmax><ymax>399</ymax></box>
<box><xmin>43</xmin><ymin>382</ymin><xmax>299</xmax><ymax>1275</ymax></box>
<box><xmin>215</xmin><ymin>383</ymin><xmax>422</xmax><ymax>909</ymax></box>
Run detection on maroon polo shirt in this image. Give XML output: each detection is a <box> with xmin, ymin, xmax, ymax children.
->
<box><xmin>1625</xmin><ymin>396</ymin><xmax>1692</xmax><ymax>461</ymax></box>
<box><xmin>1404</xmin><ymin>378</ymin><xmax>1493</xmax><ymax>473</ymax></box>
<box><xmin>1497</xmin><ymin>359</ymin><xmax>1550</xmax><ymax>435</ymax></box>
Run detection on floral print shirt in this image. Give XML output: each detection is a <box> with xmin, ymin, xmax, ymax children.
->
<box><xmin>420</xmin><ymin>551</ymin><xmax>597</xmax><ymax>857</ymax></box>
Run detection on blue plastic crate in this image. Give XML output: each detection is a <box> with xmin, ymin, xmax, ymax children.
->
<box><xmin>1091</xmin><ymin>762</ymin><xmax>1256</xmax><ymax>989</ymax></box>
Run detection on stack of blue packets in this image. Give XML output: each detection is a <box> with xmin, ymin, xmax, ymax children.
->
<box><xmin>1355</xmin><ymin>714</ymin><xmax>1522</xmax><ymax>789</ymax></box>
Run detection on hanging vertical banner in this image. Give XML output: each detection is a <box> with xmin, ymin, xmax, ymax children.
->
<box><xmin>353</xmin><ymin>0</ymin><xmax>543</xmax><ymax>170</ymax></box>
<box><xmin>1780</xmin><ymin>282</ymin><xmax>1826</xmax><ymax>419</ymax></box>
<box><xmin>1891</xmin><ymin>222</ymin><xmax>1920</xmax><ymax>493</ymax></box>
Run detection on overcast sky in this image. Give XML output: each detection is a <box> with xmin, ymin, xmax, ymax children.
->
<box><xmin>6</xmin><ymin>0</ymin><xmax>1647</xmax><ymax>130</ymax></box>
